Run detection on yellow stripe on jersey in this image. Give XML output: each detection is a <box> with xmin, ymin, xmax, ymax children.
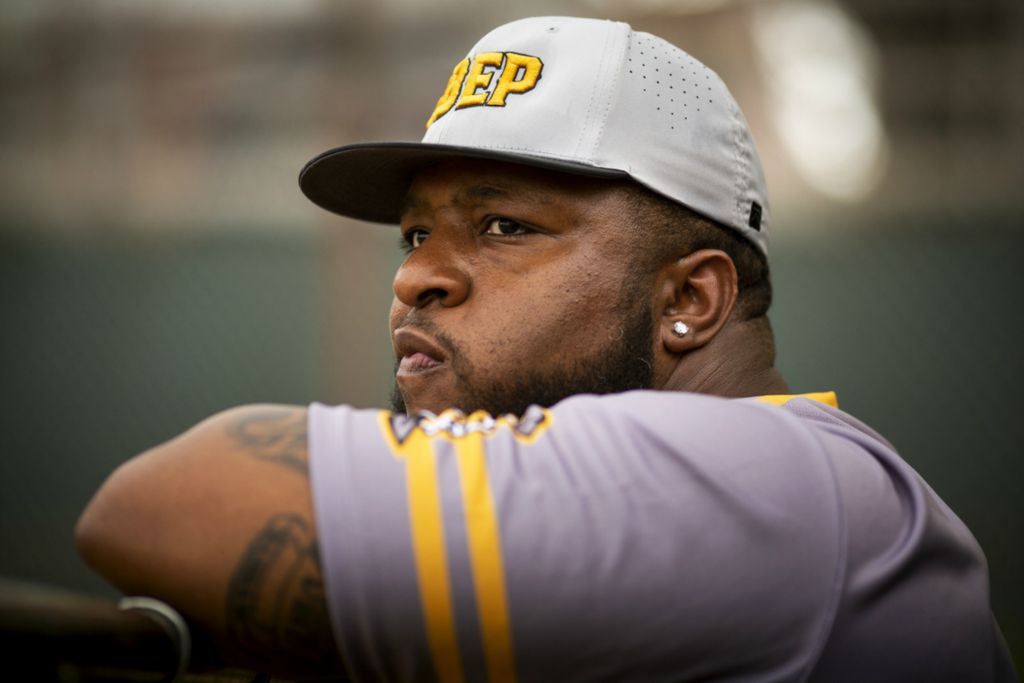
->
<box><xmin>755</xmin><ymin>391</ymin><xmax>838</xmax><ymax>408</ymax></box>
<box><xmin>377</xmin><ymin>409</ymin><xmax>551</xmax><ymax>682</ymax></box>
<box><xmin>453</xmin><ymin>430</ymin><xmax>517</xmax><ymax>683</ymax></box>
<box><xmin>377</xmin><ymin>413</ymin><xmax>465</xmax><ymax>683</ymax></box>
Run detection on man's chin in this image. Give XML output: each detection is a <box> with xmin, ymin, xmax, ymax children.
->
<box><xmin>391</xmin><ymin>364</ymin><xmax>469</xmax><ymax>415</ymax></box>
<box><xmin>389</xmin><ymin>383</ymin><xmax>458</xmax><ymax>416</ymax></box>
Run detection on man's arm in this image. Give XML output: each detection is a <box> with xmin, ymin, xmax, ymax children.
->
<box><xmin>75</xmin><ymin>404</ymin><xmax>345</xmax><ymax>678</ymax></box>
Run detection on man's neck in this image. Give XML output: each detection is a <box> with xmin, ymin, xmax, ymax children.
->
<box><xmin>662</xmin><ymin>317</ymin><xmax>790</xmax><ymax>398</ymax></box>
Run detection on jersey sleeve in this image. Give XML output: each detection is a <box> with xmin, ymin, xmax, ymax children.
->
<box><xmin>308</xmin><ymin>392</ymin><xmax>847</xmax><ymax>683</ymax></box>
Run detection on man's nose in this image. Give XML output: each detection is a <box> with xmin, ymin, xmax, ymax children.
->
<box><xmin>392</xmin><ymin>237</ymin><xmax>470</xmax><ymax>309</ymax></box>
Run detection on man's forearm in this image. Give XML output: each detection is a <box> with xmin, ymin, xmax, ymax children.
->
<box><xmin>75</xmin><ymin>405</ymin><xmax>346</xmax><ymax>678</ymax></box>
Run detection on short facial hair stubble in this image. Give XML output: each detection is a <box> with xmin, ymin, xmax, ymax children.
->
<box><xmin>390</xmin><ymin>280</ymin><xmax>655</xmax><ymax>417</ymax></box>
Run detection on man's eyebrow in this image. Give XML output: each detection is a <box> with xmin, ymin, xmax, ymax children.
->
<box><xmin>457</xmin><ymin>184</ymin><xmax>520</xmax><ymax>203</ymax></box>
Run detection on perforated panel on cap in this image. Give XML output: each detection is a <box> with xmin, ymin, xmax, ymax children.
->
<box><xmin>596</xmin><ymin>27</ymin><xmax>770</xmax><ymax>252</ymax></box>
<box><xmin>625</xmin><ymin>31</ymin><xmax>718</xmax><ymax>129</ymax></box>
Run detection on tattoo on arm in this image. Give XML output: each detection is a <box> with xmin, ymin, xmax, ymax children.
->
<box><xmin>227</xmin><ymin>408</ymin><xmax>309</xmax><ymax>476</ymax></box>
<box><xmin>226</xmin><ymin>514</ymin><xmax>339</xmax><ymax>672</ymax></box>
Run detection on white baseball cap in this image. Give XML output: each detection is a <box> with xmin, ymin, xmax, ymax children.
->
<box><xmin>299</xmin><ymin>16</ymin><xmax>770</xmax><ymax>252</ymax></box>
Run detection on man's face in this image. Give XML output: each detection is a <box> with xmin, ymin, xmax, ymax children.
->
<box><xmin>389</xmin><ymin>159</ymin><xmax>656</xmax><ymax>416</ymax></box>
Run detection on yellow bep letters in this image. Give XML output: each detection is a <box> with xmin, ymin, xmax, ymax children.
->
<box><xmin>426</xmin><ymin>52</ymin><xmax>543</xmax><ymax>129</ymax></box>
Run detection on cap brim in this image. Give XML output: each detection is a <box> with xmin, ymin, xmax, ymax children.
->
<box><xmin>298</xmin><ymin>142</ymin><xmax>630</xmax><ymax>224</ymax></box>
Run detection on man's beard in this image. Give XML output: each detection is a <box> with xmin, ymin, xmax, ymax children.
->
<box><xmin>390</xmin><ymin>295</ymin><xmax>655</xmax><ymax>417</ymax></box>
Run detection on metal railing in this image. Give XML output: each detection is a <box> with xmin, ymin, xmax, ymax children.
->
<box><xmin>0</xmin><ymin>577</ymin><xmax>271</xmax><ymax>682</ymax></box>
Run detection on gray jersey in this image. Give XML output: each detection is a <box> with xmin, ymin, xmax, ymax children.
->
<box><xmin>308</xmin><ymin>391</ymin><xmax>1016</xmax><ymax>682</ymax></box>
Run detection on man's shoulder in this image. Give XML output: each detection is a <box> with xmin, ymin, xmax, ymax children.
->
<box><xmin>548</xmin><ymin>389</ymin><xmax>895</xmax><ymax>459</ymax></box>
<box><xmin>546</xmin><ymin>389</ymin><xmax>859</xmax><ymax>457</ymax></box>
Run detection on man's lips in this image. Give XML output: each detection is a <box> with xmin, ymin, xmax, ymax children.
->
<box><xmin>393</xmin><ymin>327</ymin><xmax>448</xmax><ymax>376</ymax></box>
<box><xmin>399</xmin><ymin>352</ymin><xmax>442</xmax><ymax>373</ymax></box>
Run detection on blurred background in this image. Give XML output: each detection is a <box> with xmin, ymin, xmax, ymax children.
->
<box><xmin>1</xmin><ymin>0</ymin><xmax>1021</xmax><ymax>670</ymax></box>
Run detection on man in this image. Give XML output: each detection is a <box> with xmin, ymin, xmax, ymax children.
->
<box><xmin>76</xmin><ymin>17</ymin><xmax>1016</xmax><ymax>682</ymax></box>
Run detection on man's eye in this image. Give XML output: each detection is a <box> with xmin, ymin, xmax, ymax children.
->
<box><xmin>484</xmin><ymin>217</ymin><xmax>527</xmax><ymax>237</ymax></box>
<box><xmin>403</xmin><ymin>228</ymin><xmax>429</xmax><ymax>250</ymax></box>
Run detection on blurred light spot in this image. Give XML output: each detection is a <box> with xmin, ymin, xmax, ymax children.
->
<box><xmin>753</xmin><ymin>0</ymin><xmax>890</xmax><ymax>202</ymax></box>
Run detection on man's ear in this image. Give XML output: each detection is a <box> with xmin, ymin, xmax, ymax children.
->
<box><xmin>654</xmin><ymin>249</ymin><xmax>738</xmax><ymax>354</ymax></box>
